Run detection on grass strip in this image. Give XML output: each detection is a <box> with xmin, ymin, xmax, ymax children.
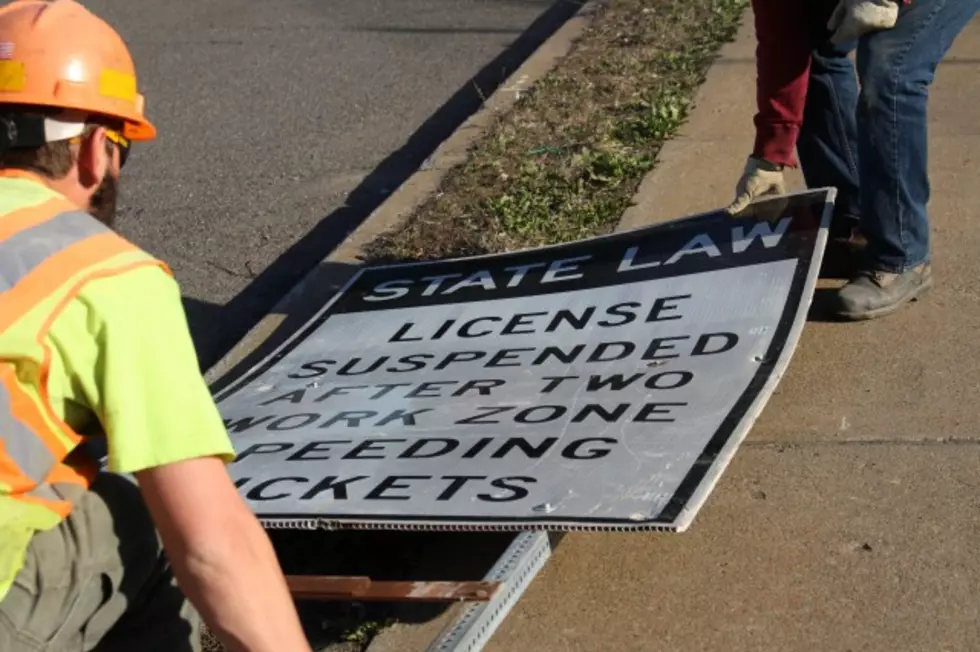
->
<box><xmin>362</xmin><ymin>0</ymin><xmax>749</xmax><ymax>264</ymax></box>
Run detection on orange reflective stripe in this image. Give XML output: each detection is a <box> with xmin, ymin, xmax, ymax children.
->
<box><xmin>0</xmin><ymin>231</ymin><xmax>140</xmax><ymax>331</ymax></box>
<box><xmin>37</xmin><ymin>258</ymin><xmax>171</xmax><ymax>337</ymax></box>
<box><xmin>11</xmin><ymin>491</ymin><xmax>71</xmax><ymax>519</ymax></box>
<box><xmin>0</xmin><ymin>197</ymin><xmax>74</xmax><ymax>243</ymax></box>
<box><xmin>44</xmin><ymin>460</ymin><xmax>92</xmax><ymax>488</ymax></box>
<box><xmin>0</xmin><ymin>365</ymin><xmax>75</xmax><ymax>460</ymax></box>
<box><xmin>31</xmin><ymin>258</ymin><xmax>170</xmax><ymax>450</ymax></box>
<box><xmin>0</xmin><ymin>369</ymin><xmax>59</xmax><ymax>483</ymax></box>
<box><xmin>37</xmin><ymin>258</ymin><xmax>172</xmax><ymax>342</ymax></box>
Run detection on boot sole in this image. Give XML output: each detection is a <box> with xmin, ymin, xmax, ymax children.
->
<box><xmin>835</xmin><ymin>274</ymin><xmax>934</xmax><ymax>321</ymax></box>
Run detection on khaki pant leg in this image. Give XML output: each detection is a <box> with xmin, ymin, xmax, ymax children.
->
<box><xmin>0</xmin><ymin>473</ymin><xmax>201</xmax><ymax>652</ymax></box>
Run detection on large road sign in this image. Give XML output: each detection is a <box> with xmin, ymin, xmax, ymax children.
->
<box><xmin>215</xmin><ymin>189</ymin><xmax>834</xmax><ymax>532</ymax></box>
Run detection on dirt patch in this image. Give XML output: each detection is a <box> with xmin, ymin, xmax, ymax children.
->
<box><xmin>362</xmin><ymin>0</ymin><xmax>748</xmax><ymax>263</ymax></box>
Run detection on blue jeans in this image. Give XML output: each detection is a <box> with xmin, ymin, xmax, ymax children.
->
<box><xmin>797</xmin><ymin>0</ymin><xmax>980</xmax><ymax>272</ymax></box>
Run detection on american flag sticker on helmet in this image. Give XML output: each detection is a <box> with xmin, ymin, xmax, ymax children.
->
<box><xmin>0</xmin><ymin>43</ymin><xmax>13</xmax><ymax>60</ymax></box>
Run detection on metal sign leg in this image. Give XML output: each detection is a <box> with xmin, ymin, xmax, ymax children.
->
<box><xmin>426</xmin><ymin>532</ymin><xmax>554</xmax><ymax>652</ymax></box>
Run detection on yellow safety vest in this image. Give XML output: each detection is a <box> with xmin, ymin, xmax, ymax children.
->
<box><xmin>0</xmin><ymin>169</ymin><xmax>170</xmax><ymax>533</ymax></box>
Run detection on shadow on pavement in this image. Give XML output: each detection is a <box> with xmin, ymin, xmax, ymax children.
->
<box><xmin>806</xmin><ymin>287</ymin><xmax>845</xmax><ymax>323</ymax></box>
<box><xmin>186</xmin><ymin>0</ymin><xmax>587</xmax><ymax>373</ymax></box>
<box><xmin>193</xmin><ymin>260</ymin><xmax>362</xmax><ymax>394</ymax></box>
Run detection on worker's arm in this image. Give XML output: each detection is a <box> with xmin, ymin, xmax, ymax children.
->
<box><xmin>50</xmin><ymin>264</ymin><xmax>310</xmax><ymax>652</ymax></box>
<box><xmin>749</xmin><ymin>0</ymin><xmax>812</xmax><ymax>168</ymax></box>
<box><xmin>728</xmin><ymin>0</ymin><xmax>813</xmax><ymax>213</ymax></box>
<box><xmin>135</xmin><ymin>457</ymin><xmax>311</xmax><ymax>652</ymax></box>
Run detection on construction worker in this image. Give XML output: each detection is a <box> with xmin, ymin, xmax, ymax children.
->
<box><xmin>0</xmin><ymin>1</ymin><xmax>312</xmax><ymax>650</ymax></box>
<box><xmin>730</xmin><ymin>0</ymin><xmax>979</xmax><ymax>320</ymax></box>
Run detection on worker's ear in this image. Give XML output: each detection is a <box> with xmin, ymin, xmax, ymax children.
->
<box><xmin>75</xmin><ymin>126</ymin><xmax>113</xmax><ymax>190</ymax></box>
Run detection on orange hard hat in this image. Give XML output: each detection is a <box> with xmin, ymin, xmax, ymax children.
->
<box><xmin>0</xmin><ymin>0</ymin><xmax>155</xmax><ymax>141</ymax></box>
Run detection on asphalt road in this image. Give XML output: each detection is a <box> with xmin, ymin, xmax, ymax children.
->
<box><xmin>84</xmin><ymin>0</ymin><xmax>574</xmax><ymax>369</ymax></box>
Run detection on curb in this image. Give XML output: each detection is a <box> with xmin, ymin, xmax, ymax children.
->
<box><xmin>205</xmin><ymin>0</ymin><xmax>601</xmax><ymax>391</ymax></box>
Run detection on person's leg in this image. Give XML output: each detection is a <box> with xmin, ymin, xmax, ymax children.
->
<box><xmin>0</xmin><ymin>473</ymin><xmax>201</xmax><ymax>652</ymax></box>
<box><xmin>797</xmin><ymin>1</ymin><xmax>863</xmax><ymax>238</ymax></box>
<box><xmin>836</xmin><ymin>0</ymin><xmax>980</xmax><ymax>319</ymax></box>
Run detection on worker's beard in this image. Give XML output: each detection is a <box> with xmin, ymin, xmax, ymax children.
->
<box><xmin>89</xmin><ymin>170</ymin><xmax>119</xmax><ymax>229</ymax></box>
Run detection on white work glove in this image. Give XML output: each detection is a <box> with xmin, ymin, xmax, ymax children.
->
<box><xmin>725</xmin><ymin>156</ymin><xmax>786</xmax><ymax>215</ymax></box>
<box><xmin>827</xmin><ymin>0</ymin><xmax>899</xmax><ymax>45</ymax></box>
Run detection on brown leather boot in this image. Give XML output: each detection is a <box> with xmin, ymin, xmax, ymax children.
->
<box><xmin>834</xmin><ymin>263</ymin><xmax>933</xmax><ymax>320</ymax></box>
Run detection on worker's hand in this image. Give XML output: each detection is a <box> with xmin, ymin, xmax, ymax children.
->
<box><xmin>725</xmin><ymin>156</ymin><xmax>786</xmax><ymax>215</ymax></box>
<box><xmin>827</xmin><ymin>0</ymin><xmax>899</xmax><ymax>45</ymax></box>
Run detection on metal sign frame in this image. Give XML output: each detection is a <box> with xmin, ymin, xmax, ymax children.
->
<box><xmin>214</xmin><ymin>189</ymin><xmax>834</xmax><ymax>533</ymax></box>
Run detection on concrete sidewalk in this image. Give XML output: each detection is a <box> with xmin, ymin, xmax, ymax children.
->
<box><xmin>483</xmin><ymin>10</ymin><xmax>980</xmax><ymax>652</ymax></box>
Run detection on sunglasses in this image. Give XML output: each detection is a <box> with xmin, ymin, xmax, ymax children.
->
<box><xmin>69</xmin><ymin>126</ymin><xmax>131</xmax><ymax>168</ymax></box>
<box><xmin>104</xmin><ymin>128</ymin><xmax>131</xmax><ymax>168</ymax></box>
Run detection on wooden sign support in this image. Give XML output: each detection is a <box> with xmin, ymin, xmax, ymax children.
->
<box><xmin>285</xmin><ymin>575</ymin><xmax>502</xmax><ymax>602</ymax></box>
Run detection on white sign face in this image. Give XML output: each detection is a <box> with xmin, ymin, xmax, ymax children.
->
<box><xmin>214</xmin><ymin>189</ymin><xmax>833</xmax><ymax>532</ymax></box>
